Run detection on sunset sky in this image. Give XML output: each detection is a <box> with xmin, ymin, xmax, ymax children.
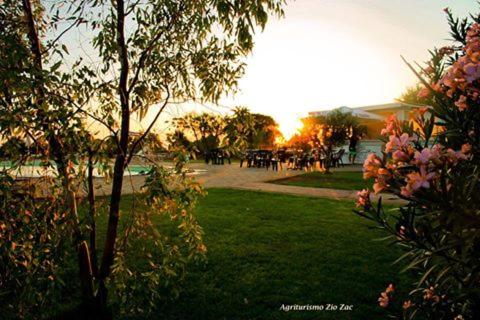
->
<box><xmin>102</xmin><ymin>0</ymin><xmax>479</xmax><ymax>138</ymax></box>
<box><xmin>207</xmin><ymin>0</ymin><xmax>477</xmax><ymax>138</ymax></box>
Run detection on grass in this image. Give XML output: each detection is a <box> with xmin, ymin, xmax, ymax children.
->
<box><xmin>270</xmin><ymin>171</ymin><xmax>372</xmax><ymax>191</ymax></box>
<box><xmin>149</xmin><ymin>189</ymin><xmax>410</xmax><ymax>320</ymax></box>
<box><xmin>59</xmin><ymin>188</ymin><xmax>410</xmax><ymax>319</ymax></box>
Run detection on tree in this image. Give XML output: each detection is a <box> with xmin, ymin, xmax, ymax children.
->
<box><xmin>397</xmin><ymin>83</ymin><xmax>431</xmax><ymax>106</ymax></box>
<box><xmin>251</xmin><ymin>113</ymin><xmax>282</xmax><ymax>149</ymax></box>
<box><xmin>0</xmin><ymin>0</ymin><xmax>284</xmax><ymax>317</ymax></box>
<box><xmin>170</xmin><ymin>112</ymin><xmax>225</xmax><ymax>155</ymax></box>
<box><xmin>224</xmin><ymin>106</ymin><xmax>258</xmax><ymax>154</ymax></box>
<box><xmin>295</xmin><ymin>110</ymin><xmax>361</xmax><ymax>172</ymax></box>
<box><xmin>356</xmin><ymin>8</ymin><xmax>480</xmax><ymax>319</ymax></box>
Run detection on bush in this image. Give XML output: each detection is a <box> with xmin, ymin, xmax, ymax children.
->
<box><xmin>356</xmin><ymin>8</ymin><xmax>480</xmax><ymax>320</ymax></box>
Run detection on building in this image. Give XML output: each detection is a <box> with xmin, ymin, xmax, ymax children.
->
<box><xmin>309</xmin><ymin>103</ymin><xmax>420</xmax><ymax>164</ymax></box>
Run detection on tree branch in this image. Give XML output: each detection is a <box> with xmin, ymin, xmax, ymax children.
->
<box><xmin>125</xmin><ymin>88</ymin><xmax>170</xmax><ymax>166</ymax></box>
<box><xmin>127</xmin><ymin>4</ymin><xmax>184</xmax><ymax>94</ymax></box>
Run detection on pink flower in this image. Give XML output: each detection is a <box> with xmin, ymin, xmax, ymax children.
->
<box><xmin>445</xmin><ymin>148</ymin><xmax>460</xmax><ymax>163</ymax></box>
<box><xmin>381</xmin><ymin>115</ymin><xmax>399</xmax><ymax>136</ymax></box>
<box><xmin>378</xmin><ymin>292</ymin><xmax>389</xmax><ymax>308</ymax></box>
<box><xmin>373</xmin><ymin>180</ymin><xmax>386</xmax><ymax>194</ymax></box>
<box><xmin>356</xmin><ymin>189</ymin><xmax>371</xmax><ymax>208</ymax></box>
<box><xmin>378</xmin><ymin>284</ymin><xmax>394</xmax><ymax>308</ymax></box>
<box><xmin>363</xmin><ymin>153</ymin><xmax>383</xmax><ymax>179</ymax></box>
<box><xmin>417</xmin><ymin>87</ymin><xmax>430</xmax><ymax>98</ymax></box>
<box><xmin>373</xmin><ymin>169</ymin><xmax>391</xmax><ymax>194</ymax></box>
<box><xmin>461</xmin><ymin>143</ymin><xmax>472</xmax><ymax>154</ymax></box>
<box><xmin>398</xmin><ymin>225</ymin><xmax>407</xmax><ymax>239</ymax></box>
<box><xmin>400</xmin><ymin>185</ymin><xmax>413</xmax><ymax>197</ymax></box>
<box><xmin>403</xmin><ymin>300</ymin><xmax>412</xmax><ymax>310</ymax></box>
<box><xmin>385</xmin><ymin>133</ymin><xmax>411</xmax><ymax>153</ymax></box>
<box><xmin>414</xmin><ymin>147</ymin><xmax>440</xmax><ymax>165</ymax></box>
<box><xmin>455</xmin><ymin>95</ymin><xmax>468</xmax><ymax>111</ymax></box>
<box><xmin>406</xmin><ymin>166</ymin><xmax>436</xmax><ymax>191</ymax></box>
<box><xmin>386</xmin><ymin>284</ymin><xmax>395</xmax><ymax>294</ymax></box>
<box><xmin>392</xmin><ymin>150</ymin><xmax>410</xmax><ymax>162</ymax></box>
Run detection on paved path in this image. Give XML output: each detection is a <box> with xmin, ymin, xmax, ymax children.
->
<box><xmin>234</xmin><ymin>182</ymin><xmax>404</xmax><ymax>204</ymax></box>
<box><xmin>86</xmin><ymin>163</ymin><xmax>403</xmax><ymax>204</ymax></box>
<box><xmin>22</xmin><ymin>162</ymin><xmax>402</xmax><ymax>203</ymax></box>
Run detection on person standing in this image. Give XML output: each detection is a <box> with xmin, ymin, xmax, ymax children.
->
<box><xmin>348</xmin><ymin>133</ymin><xmax>359</xmax><ymax>164</ymax></box>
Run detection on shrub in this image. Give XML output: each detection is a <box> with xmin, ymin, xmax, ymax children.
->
<box><xmin>356</xmin><ymin>8</ymin><xmax>480</xmax><ymax>320</ymax></box>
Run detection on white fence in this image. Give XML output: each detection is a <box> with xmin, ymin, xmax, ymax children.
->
<box><xmin>339</xmin><ymin>139</ymin><xmax>384</xmax><ymax>165</ymax></box>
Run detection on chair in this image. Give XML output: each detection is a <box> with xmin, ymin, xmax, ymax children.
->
<box><xmin>331</xmin><ymin>149</ymin><xmax>345</xmax><ymax>167</ymax></box>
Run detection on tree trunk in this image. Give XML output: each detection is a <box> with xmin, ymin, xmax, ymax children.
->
<box><xmin>97</xmin><ymin>0</ymin><xmax>130</xmax><ymax>309</ymax></box>
<box><xmin>87</xmin><ymin>151</ymin><xmax>99</xmax><ymax>277</ymax></box>
<box><xmin>21</xmin><ymin>0</ymin><xmax>95</xmax><ymax>306</ymax></box>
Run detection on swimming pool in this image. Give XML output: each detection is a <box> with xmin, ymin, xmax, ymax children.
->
<box><xmin>0</xmin><ymin>162</ymin><xmax>204</xmax><ymax>178</ymax></box>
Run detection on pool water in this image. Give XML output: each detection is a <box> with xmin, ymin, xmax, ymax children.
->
<box><xmin>0</xmin><ymin>161</ymin><xmax>203</xmax><ymax>178</ymax></box>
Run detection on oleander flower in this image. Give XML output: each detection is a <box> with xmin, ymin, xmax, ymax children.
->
<box><xmin>417</xmin><ymin>87</ymin><xmax>430</xmax><ymax>98</ymax></box>
<box><xmin>385</xmin><ymin>133</ymin><xmax>411</xmax><ymax>153</ymax></box>
<box><xmin>386</xmin><ymin>284</ymin><xmax>395</xmax><ymax>294</ymax></box>
<box><xmin>378</xmin><ymin>284</ymin><xmax>394</xmax><ymax>308</ymax></box>
<box><xmin>373</xmin><ymin>179</ymin><xmax>387</xmax><ymax>194</ymax></box>
<box><xmin>406</xmin><ymin>166</ymin><xmax>436</xmax><ymax>191</ymax></box>
<box><xmin>381</xmin><ymin>114</ymin><xmax>400</xmax><ymax>136</ymax></box>
<box><xmin>356</xmin><ymin>189</ymin><xmax>371</xmax><ymax>208</ymax></box>
<box><xmin>363</xmin><ymin>153</ymin><xmax>383</xmax><ymax>179</ymax></box>
<box><xmin>378</xmin><ymin>292</ymin><xmax>389</xmax><ymax>308</ymax></box>
<box><xmin>423</xmin><ymin>287</ymin><xmax>441</xmax><ymax>303</ymax></box>
<box><xmin>402</xmin><ymin>300</ymin><xmax>412</xmax><ymax>310</ymax></box>
<box><xmin>455</xmin><ymin>95</ymin><xmax>468</xmax><ymax>111</ymax></box>
<box><xmin>461</xmin><ymin>143</ymin><xmax>472</xmax><ymax>154</ymax></box>
<box><xmin>413</xmin><ymin>147</ymin><xmax>441</xmax><ymax>165</ymax></box>
<box><xmin>392</xmin><ymin>150</ymin><xmax>410</xmax><ymax>162</ymax></box>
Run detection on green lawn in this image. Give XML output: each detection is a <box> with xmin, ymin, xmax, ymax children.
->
<box><xmin>59</xmin><ymin>188</ymin><xmax>410</xmax><ymax>319</ymax></box>
<box><xmin>270</xmin><ymin>171</ymin><xmax>372</xmax><ymax>191</ymax></box>
<box><xmin>152</xmin><ymin>189</ymin><xmax>410</xmax><ymax>320</ymax></box>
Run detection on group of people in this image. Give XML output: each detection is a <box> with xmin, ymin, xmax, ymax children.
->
<box><xmin>240</xmin><ymin>150</ymin><xmax>284</xmax><ymax>171</ymax></box>
<box><xmin>203</xmin><ymin>134</ymin><xmax>361</xmax><ymax>171</ymax></box>
<box><xmin>238</xmin><ymin>147</ymin><xmax>347</xmax><ymax>171</ymax></box>
<box><xmin>204</xmin><ymin>148</ymin><xmax>232</xmax><ymax>165</ymax></box>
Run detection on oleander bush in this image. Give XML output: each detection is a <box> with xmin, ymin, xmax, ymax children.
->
<box><xmin>356</xmin><ymin>8</ymin><xmax>480</xmax><ymax>320</ymax></box>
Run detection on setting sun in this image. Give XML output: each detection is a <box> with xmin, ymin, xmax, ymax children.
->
<box><xmin>277</xmin><ymin>116</ymin><xmax>304</xmax><ymax>140</ymax></box>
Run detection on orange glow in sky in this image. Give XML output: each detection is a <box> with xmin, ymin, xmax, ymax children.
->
<box><xmin>214</xmin><ymin>0</ymin><xmax>477</xmax><ymax>139</ymax></box>
<box><xmin>134</xmin><ymin>0</ymin><xmax>477</xmax><ymax>140</ymax></box>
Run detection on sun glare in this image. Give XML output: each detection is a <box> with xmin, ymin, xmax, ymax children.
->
<box><xmin>278</xmin><ymin>117</ymin><xmax>304</xmax><ymax>140</ymax></box>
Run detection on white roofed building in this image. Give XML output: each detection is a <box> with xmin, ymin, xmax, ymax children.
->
<box><xmin>308</xmin><ymin>103</ymin><xmax>420</xmax><ymax>164</ymax></box>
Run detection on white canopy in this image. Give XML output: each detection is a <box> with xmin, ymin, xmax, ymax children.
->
<box><xmin>310</xmin><ymin>106</ymin><xmax>384</xmax><ymax>121</ymax></box>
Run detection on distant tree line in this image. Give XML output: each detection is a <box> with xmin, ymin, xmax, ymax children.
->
<box><xmin>168</xmin><ymin>107</ymin><xmax>282</xmax><ymax>158</ymax></box>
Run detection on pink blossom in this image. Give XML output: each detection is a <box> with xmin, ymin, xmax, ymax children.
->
<box><xmin>401</xmin><ymin>185</ymin><xmax>413</xmax><ymax>197</ymax></box>
<box><xmin>392</xmin><ymin>150</ymin><xmax>410</xmax><ymax>162</ymax></box>
<box><xmin>381</xmin><ymin>115</ymin><xmax>399</xmax><ymax>136</ymax></box>
<box><xmin>417</xmin><ymin>87</ymin><xmax>430</xmax><ymax>98</ymax></box>
<box><xmin>373</xmin><ymin>181</ymin><xmax>386</xmax><ymax>194</ymax></box>
<box><xmin>356</xmin><ymin>189</ymin><xmax>371</xmax><ymax>208</ymax></box>
<box><xmin>414</xmin><ymin>148</ymin><xmax>437</xmax><ymax>165</ymax></box>
<box><xmin>378</xmin><ymin>292</ymin><xmax>389</xmax><ymax>308</ymax></box>
<box><xmin>445</xmin><ymin>148</ymin><xmax>459</xmax><ymax>163</ymax></box>
<box><xmin>455</xmin><ymin>95</ymin><xmax>468</xmax><ymax>111</ymax></box>
<box><xmin>403</xmin><ymin>300</ymin><xmax>413</xmax><ymax>310</ymax></box>
<box><xmin>406</xmin><ymin>166</ymin><xmax>436</xmax><ymax>191</ymax></box>
<box><xmin>461</xmin><ymin>143</ymin><xmax>472</xmax><ymax>154</ymax></box>
<box><xmin>378</xmin><ymin>284</ymin><xmax>394</xmax><ymax>308</ymax></box>
<box><xmin>363</xmin><ymin>153</ymin><xmax>383</xmax><ymax>179</ymax></box>
<box><xmin>386</xmin><ymin>284</ymin><xmax>395</xmax><ymax>294</ymax></box>
<box><xmin>373</xmin><ymin>169</ymin><xmax>391</xmax><ymax>194</ymax></box>
<box><xmin>464</xmin><ymin>63</ymin><xmax>480</xmax><ymax>83</ymax></box>
<box><xmin>385</xmin><ymin>133</ymin><xmax>411</xmax><ymax>153</ymax></box>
